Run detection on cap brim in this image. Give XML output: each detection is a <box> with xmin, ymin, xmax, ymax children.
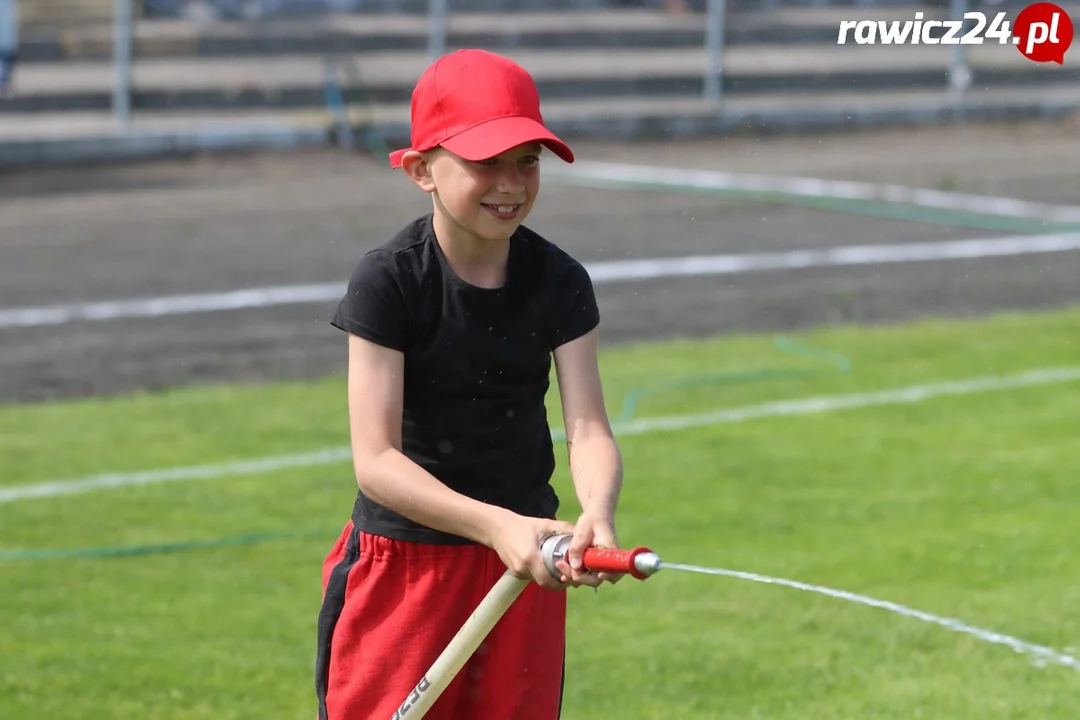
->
<box><xmin>441</xmin><ymin>115</ymin><xmax>575</xmax><ymax>165</ymax></box>
<box><xmin>387</xmin><ymin>116</ymin><xmax>574</xmax><ymax>169</ymax></box>
<box><xmin>389</xmin><ymin>147</ymin><xmax>411</xmax><ymax>169</ymax></box>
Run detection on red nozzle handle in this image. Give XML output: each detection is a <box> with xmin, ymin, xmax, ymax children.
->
<box><xmin>581</xmin><ymin>546</ymin><xmax>654</xmax><ymax>580</ymax></box>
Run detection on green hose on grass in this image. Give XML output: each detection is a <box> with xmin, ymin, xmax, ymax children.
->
<box><xmin>604</xmin><ymin>336</ymin><xmax>851</xmax><ymax>429</ymax></box>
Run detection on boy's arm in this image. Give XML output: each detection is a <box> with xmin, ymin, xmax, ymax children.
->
<box><xmin>346</xmin><ymin>333</ymin><xmax>498</xmax><ymax>543</ymax></box>
<box><xmin>553</xmin><ymin>328</ymin><xmax>624</xmax><ymax>578</ymax></box>
<box><xmin>345</xmin><ymin>334</ymin><xmax>574</xmax><ymax>589</ymax></box>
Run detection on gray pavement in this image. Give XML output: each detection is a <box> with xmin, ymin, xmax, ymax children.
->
<box><xmin>2</xmin><ymin>118</ymin><xmax>1080</xmax><ymax>403</ymax></box>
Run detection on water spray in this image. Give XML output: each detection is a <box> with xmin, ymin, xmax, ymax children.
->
<box><xmin>391</xmin><ymin>533</ymin><xmax>1080</xmax><ymax>718</ymax></box>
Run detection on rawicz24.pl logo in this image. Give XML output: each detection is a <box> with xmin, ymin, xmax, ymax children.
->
<box><xmin>837</xmin><ymin>1</ymin><xmax>1075</xmax><ymax>64</ymax></box>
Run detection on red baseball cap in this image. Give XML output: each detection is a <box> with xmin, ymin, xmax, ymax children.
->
<box><xmin>388</xmin><ymin>49</ymin><xmax>575</xmax><ymax>169</ymax></box>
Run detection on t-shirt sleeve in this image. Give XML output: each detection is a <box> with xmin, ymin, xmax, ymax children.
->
<box><xmin>550</xmin><ymin>260</ymin><xmax>600</xmax><ymax>349</ymax></box>
<box><xmin>330</xmin><ymin>250</ymin><xmax>410</xmax><ymax>352</ymax></box>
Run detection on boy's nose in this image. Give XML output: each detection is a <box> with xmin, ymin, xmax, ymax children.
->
<box><xmin>495</xmin><ymin>166</ymin><xmax>526</xmax><ymax>194</ymax></box>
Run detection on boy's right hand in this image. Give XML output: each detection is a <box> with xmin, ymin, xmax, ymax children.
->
<box><xmin>487</xmin><ymin>510</ymin><xmax>576</xmax><ymax>590</ymax></box>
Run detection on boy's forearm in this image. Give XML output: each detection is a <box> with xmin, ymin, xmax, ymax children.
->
<box><xmin>354</xmin><ymin>448</ymin><xmax>508</xmax><ymax>546</ymax></box>
<box><xmin>567</xmin><ymin>434</ymin><xmax>623</xmax><ymax>519</ymax></box>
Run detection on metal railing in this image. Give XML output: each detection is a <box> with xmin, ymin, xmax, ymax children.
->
<box><xmin>5</xmin><ymin>0</ymin><xmax>1064</xmax><ymax>137</ymax></box>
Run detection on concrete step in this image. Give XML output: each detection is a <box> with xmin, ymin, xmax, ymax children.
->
<box><xmin>20</xmin><ymin>3</ymin><xmax>1065</xmax><ymax>61</ymax></box>
<box><xmin>17</xmin><ymin>10</ymin><xmax>785</xmax><ymax>62</ymax></box>
<box><xmin>20</xmin><ymin>0</ymin><xmax>145</xmax><ymax>26</ymax></box>
<box><xmin>2</xmin><ymin>44</ymin><xmax>1071</xmax><ymax>115</ymax></box>
<box><xmin>3</xmin><ymin>84</ymin><xmax>1079</xmax><ymax>168</ymax></box>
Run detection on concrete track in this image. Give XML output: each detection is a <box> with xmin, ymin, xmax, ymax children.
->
<box><xmin>2</xmin><ymin>117</ymin><xmax>1079</xmax><ymax>403</ymax></box>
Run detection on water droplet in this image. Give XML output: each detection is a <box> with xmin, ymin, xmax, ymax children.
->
<box><xmin>437</xmin><ymin>440</ymin><xmax>453</xmax><ymax>454</ymax></box>
<box><xmin>506</xmin><ymin>409</ymin><xmax>515</xmax><ymax>417</ymax></box>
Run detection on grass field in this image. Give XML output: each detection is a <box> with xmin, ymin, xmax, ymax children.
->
<box><xmin>2</xmin><ymin>306</ymin><xmax>1080</xmax><ymax>719</ymax></box>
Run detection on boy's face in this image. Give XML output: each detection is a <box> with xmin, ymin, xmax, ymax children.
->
<box><xmin>414</xmin><ymin>142</ymin><xmax>543</xmax><ymax>244</ymax></box>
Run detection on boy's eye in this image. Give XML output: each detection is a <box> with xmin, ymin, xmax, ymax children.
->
<box><xmin>520</xmin><ymin>155</ymin><xmax>540</xmax><ymax>165</ymax></box>
<box><xmin>475</xmin><ymin>158</ymin><xmax>499</xmax><ymax>167</ymax></box>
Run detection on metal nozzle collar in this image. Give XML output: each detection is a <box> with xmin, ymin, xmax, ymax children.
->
<box><xmin>633</xmin><ymin>552</ymin><xmax>663</xmax><ymax>577</ymax></box>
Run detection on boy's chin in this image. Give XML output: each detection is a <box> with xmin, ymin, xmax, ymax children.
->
<box><xmin>475</xmin><ymin>218</ymin><xmax>525</xmax><ymax>242</ymax></box>
<box><xmin>476</xmin><ymin>229</ymin><xmax>516</xmax><ymax>244</ymax></box>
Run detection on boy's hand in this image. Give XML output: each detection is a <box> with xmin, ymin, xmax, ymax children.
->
<box><xmin>557</xmin><ymin>511</ymin><xmax>623</xmax><ymax>588</ymax></box>
<box><xmin>488</xmin><ymin>510</ymin><xmax>576</xmax><ymax>591</ymax></box>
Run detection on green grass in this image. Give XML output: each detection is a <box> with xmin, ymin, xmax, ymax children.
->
<box><xmin>2</xmin><ymin>306</ymin><xmax>1080</xmax><ymax>719</ymax></box>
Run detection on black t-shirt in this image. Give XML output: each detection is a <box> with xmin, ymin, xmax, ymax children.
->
<box><xmin>330</xmin><ymin>214</ymin><xmax>600</xmax><ymax>544</ymax></box>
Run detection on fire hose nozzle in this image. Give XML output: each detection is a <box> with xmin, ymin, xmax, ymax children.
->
<box><xmin>540</xmin><ymin>533</ymin><xmax>663</xmax><ymax>581</ymax></box>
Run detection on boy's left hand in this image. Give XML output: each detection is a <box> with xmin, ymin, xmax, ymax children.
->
<box><xmin>555</xmin><ymin>511</ymin><xmax>624</xmax><ymax>588</ymax></box>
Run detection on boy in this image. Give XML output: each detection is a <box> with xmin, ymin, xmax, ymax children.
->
<box><xmin>316</xmin><ymin>49</ymin><xmax>625</xmax><ymax>720</ymax></box>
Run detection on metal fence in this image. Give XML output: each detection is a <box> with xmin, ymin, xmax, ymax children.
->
<box><xmin>4</xmin><ymin>0</ymin><xmax>1076</xmax><ymax>143</ymax></box>
<box><xmin>112</xmin><ymin>0</ymin><xmax>992</xmax><ymax>122</ymax></box>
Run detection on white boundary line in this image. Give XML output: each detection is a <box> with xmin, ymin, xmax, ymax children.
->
<box><xmin>3</xmin><ymin>233</ymin><xmax>1080</xmax><ymax>329</ymax></box>
<box><xmin>664</xmin><ymin>563</ymin><xmax>1080</xmax><ymax>672</ymax></box>
<box><xmin>3</xmin><ymin>365</ymin><xmax>1078</xmax><ymax>504</ymax></box>
<box><xmin>611</xmin><ymin>366</ymin><xmax>1080</xmax><ymax>435</ymax></box>
<box><xmin>550</xmin><ymin>161</ymin><xmax>1080</xmax><ymax>224</ymax></box>
<box><xmin>585</xmin><ymin>233</ymin><xmax>1080</xmax><ymax>283</ymax></box>
<box><xmin>0</xmin><ymin>448</ymin><xmax>354</xmax><ymax>504</ymax></box>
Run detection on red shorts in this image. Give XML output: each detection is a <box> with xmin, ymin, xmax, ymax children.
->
<box><xmin>315</xmin><ymin>522</ymin><xmax>567</xmax><ymax>720</ymax></box>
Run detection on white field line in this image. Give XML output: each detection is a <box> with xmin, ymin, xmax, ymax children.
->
<box><xmin>3</xmin><ymin>233</ymin><xmax>1080</xmax><ymax>330</ymax></box>
<box><xmin>2</xmin><ymin>366</ymin><xmax>1078</xmax><ymax>504</ymax></box>
<box><xmin>551</xmin><ymin>161</ymin><xmax>1080</xmax><ymax>224</ymax></box>
<box><xmin>0</xmin><ymin>448</ymin><xmax>354</xmax><ymax>504</ymax></box>
<box><xmin>663</xmin><ymin>563</ymin><xmax>1080</xmax><ymax>672</ymax></box>
<box><xmin>611</xmin><ymin>366</ymin><xmax>1080</xmax><ymax>435</ymax></box>
<box><xmin>583</xmin><ymin>233</ymin><xmax>1080</xmax><ymax>283</ymax></box>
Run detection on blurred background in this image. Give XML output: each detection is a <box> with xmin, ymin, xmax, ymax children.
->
<box><xmin>1</xmin><ymin>0</ymin><xmax>1078</xmax><ymax>154</ymax></box>
<box><xmin>1</xmin><ymin>0</ymin><xmax>1079</xmax><ymax>399</ymax></box>
<box><xmin>2</xmin><ymin>1</ymin><xmax>1080</xmax><ymax>719</ymax></box>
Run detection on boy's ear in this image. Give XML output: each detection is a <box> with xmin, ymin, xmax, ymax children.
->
<box><xmin>400</xmin><ymin>150</ymin><xmax>437</xmax><ymax>194</ymax></box>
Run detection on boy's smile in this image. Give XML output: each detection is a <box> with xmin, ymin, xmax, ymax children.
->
<box><xmin>481</xmin><ymin>203</ymin><xmax>524</xmax><ymax>221</ymax></box>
